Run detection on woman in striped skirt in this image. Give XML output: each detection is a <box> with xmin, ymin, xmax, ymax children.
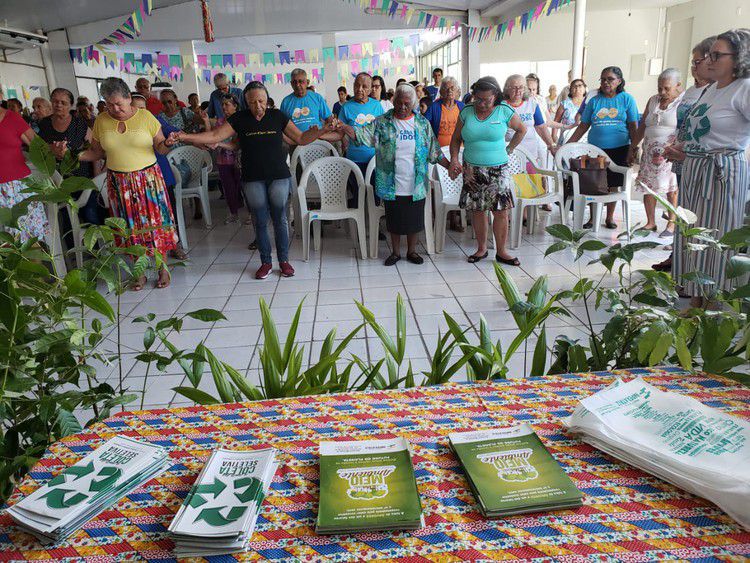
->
<box><xmin>668</xmin><ymin>29</ymin><xmax>750</xmax><ymax>307</ymax></box>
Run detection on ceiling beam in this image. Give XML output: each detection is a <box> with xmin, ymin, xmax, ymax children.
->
<box><xmin>481</xmin><ymin>0</ymin><xmax>540</xmax><ymax>22</ymax></box>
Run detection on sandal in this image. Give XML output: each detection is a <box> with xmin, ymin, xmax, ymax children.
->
<box><xmin>583</xmin><ymin>221</ymin><xmax>593</xmax><ymax>229</ymax></box>
<box><xmin>169</xmin><ymin>247</ymin><xmax>188</xmax><ymax>260</ymax></box>
<box><xmin>604</xmin><ymin>220</ymin><xmax>618</xmax><ymax>229</ymax></box>
<box><xmin>130</xmin><ymin>275</ymin><xmax>147</xmax><ymax>292</ymax></box>
<box><xmin>156</xmin><ymin>268</ymin><xmax>171</xmax><ymax>289</ymax></box>
<box><xmin>467</xmin><ymin>251</ymin><xmax>488</xmax><ymax>263</ymax></box>
<box><xmin>496</xmin><ymin>255</ymin><xmax>521</xmax><ymax>267</ymax></box>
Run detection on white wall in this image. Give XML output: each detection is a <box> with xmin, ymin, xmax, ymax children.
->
<box><xmin>0</xmin><ymin>47</ymin><xmax>49</xmax><ymax>107</ymax></box>
<box><xmin>479</xmin><ymin>4</ymin><xmax>663</xmax><ymax>109</ymax></box>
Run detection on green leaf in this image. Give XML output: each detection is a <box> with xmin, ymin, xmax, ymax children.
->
<box><xmin>546</xmin><ymin>224</ymin><xmax>574</xmax><ymax>242</ymax></box>
<box><xmin>726</xmin><ymin>256</ymin><xmax>750</xmax><ymax>279</ymax></box>
<box><xmin>81</xmin><ymin>291</ymin><xmax>115</xmax><ymax>322</ymax></box>
<box><xmin>143</xmin><ymin>327</ymin><xmax>156</xmax><ymax>351</ymax></box>
<box><xmin>56</xmin><ymin>409</ymin><xmax>82</xmax><ymax>438</ymax></box>
<box><xmin>202</xmin><ymin>346</ymin><xmax>235</xmax><ymax>403</ymax></box>
<box><xmin>530</xmin><ymin>327</ymin><xmax>547</xmax><ymax>377</ymax></box>
<box><xmin>223</xmin><ymin>363</ymin><xmax>264</xmax><ymax>400</ymax></box>
<box><xmin>27</xmin><ymin>135</ymin><xmax>57</xmax><ymax>177</ymax></box>
<box><xmin>675</xmin><ymin>335</ymin><xmax>693</xmax><ymax>370</ymax></box>
<box><xmin>729</xmin><ymin>284</ymin><xmax>750</xmax><ymax>299</ymax></box>
<box><xmin>544</xmin><ymin>241</ymin><xmax>569</xmax><ymax>257</ymax></box>
<box><xmin>648</xmin><ymin>332</ymin><xmax>673</xmax><ymax>365</ymax></box>
<box><xmin>681</xmin><ymin>271</ymin><xmax>715</xmax><ymax>286</ymax></box>
<box><xmin>173</xmin><ymin>386</ymin><xmax>220</xmax><ymax>405</ymax></box>
<box><xmin>186</xmin><ymin>309</ymin><xmax>227</xmax><ymax>323</ymax></box>
<box><xmin>579</xmin><ymin>239</ymin><xmax>607</xmax><ymax>252</ymax></box>
<box><xmin>719</xmin><ymin>226</ymin><xmax>750</xmax><ymax>247</ymax></box>
<box><xmin>60</xmin><ymin>176</ymin><xmax>97</xmax><ymax>195</ymax></box>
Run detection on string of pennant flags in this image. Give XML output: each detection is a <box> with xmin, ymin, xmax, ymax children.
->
<box><xmin>343</xmin><ymin>0</ymin><xmax>573</xmax><ymax>41</ymax></box>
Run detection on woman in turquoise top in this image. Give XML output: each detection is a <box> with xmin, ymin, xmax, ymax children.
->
<box><xmin>449</xmin><ymin>76</ymin><xmax>526</xmax><ymax>265</ymax></box>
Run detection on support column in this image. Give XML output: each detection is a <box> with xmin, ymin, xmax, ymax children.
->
<box><xmin>571</xmin><ymin>0</ymin><xmax>587</xmax><ymax>79</ymax></box>
<box><xmin>322</xmin><ymin>33</ymin><xmax>338</xmax><ymax>107</ymax></box>
<box><xmin>38</xmin><ymin>34</ymin><xmax>57</xmax><ymax>93</ymax></box>
<box><xmin>46</xmin><ymin>30</ymin><xmax>78</xmax><ymax>97</ymax></box>
<box><xmin>178</xmin><ymin>40</ymin><xmax>200</xmax><ymax>100</ymax></box>
<box><xmin>461</xmin><ymin>9</ymin><xmax>480</xmax><ymax>95</ymax></box>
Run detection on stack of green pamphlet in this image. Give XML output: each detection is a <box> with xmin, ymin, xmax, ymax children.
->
<box><xmin>8</xmin><ymin>436</ymin><xmax>169</xmax><ymax>543</ymax></box>
<box><xmin>316</xmin><ymin>437</ymin><xmax>423</xmax><ymax>534</ymax></box>
<box><xmin>169</xmin><ymin>448</ymin><xmax>278</xmax><ymax>556</ymax></box>
<box><xmin>449</xmin><ymin>424</ymin><xmax>582</xmax><ymax>517</ymax></box>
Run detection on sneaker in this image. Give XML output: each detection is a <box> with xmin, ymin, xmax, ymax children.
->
<box><xmin>255</xmin><ymin>263</ymin><xmax>273</xmax><ymax>280</ymax></box>
<box><xmin>279</xmin><ymin>261</ymin><xmax>295</xmax><ymax>277</ymax></box>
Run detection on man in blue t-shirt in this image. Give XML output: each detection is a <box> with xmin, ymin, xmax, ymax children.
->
<box><xmin>207</xmin><ymin>73</ymin><xmax>246</xmax><ymax>119</ymax></box>
<box><xmin>338</xmin><ymin>72</ymin><xmax>384</xmax><ymax>207</ymax></box>
<box><xmin>426</xmin><ymin>67</ymin><xmax>442</xmax><ymax>101</ymax></box>
<box><xmin>280</xmin><ymin>69</ymin><xmax>331</xmax><ymax>132</ymax></box>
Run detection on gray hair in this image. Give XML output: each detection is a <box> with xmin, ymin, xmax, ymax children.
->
<box><xmin>503</xmin><ymin>74</ymin><xmax>529</xmax><ymax>100</ymax></box>
<box><xmin>100</xmin><ymin>77</ymin><xmax>131</xmax><ymax>101</ymax></box>
<box><xmin>658</xmin><ymin>67</ymin><xmax>682</xmax><ymax>84</ymax></box>
<box><xmin>290</xmin><ymin>68</ymin><xmax>307</xmax><ymax>79</ymax></box>
<box><xmin>439</xmin><ymin>76</ymin><xmax>458</xmax><ymax>94</ymax></box>
<box><xmin>393</xmin><ymin>84</ymin><xmax>418</xmax><ymax>110</ymax></box>
<box><xmin>693</xmin><ymin>35</ymin><xmax>717</xmax><ymax>57</ymax></box>
<box><xmin>716</xmin><ymin>28</ymin><xmax>750</xmax><ymax>79</ymax></box>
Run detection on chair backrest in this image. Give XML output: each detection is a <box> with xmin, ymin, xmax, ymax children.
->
<box><xmin>364</xmin><ymin>155</ymin><xmax>381</xmax><ymax>211</ymax></box>
<box><xmin>166</xmin><ymin>146</ymin><xmax>212</xmax><ymax>188</ymax></box>
<box><xmin>290</xmin><ymin>140</ymin><xmax>337</xmax><ymax>190</ymax></box>
<box><xmin>434</xmin><ymin>148</ymin><xmax>463</xmax><ymax>205</ymax></box>
<box><xmin>299</xmin><ymin>156</ymin><xmax>363</xmax><ymax>213</ymax></box>
<box><xmin>554</xmin><ymin>142</ymin><xmax>608</xmax><ymax>171</ymax></box>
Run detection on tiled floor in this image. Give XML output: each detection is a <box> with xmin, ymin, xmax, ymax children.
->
<box><xmin>88</xmin><ymin>193</ymin><xmax>670</xmax><ymax>418</ymax></box>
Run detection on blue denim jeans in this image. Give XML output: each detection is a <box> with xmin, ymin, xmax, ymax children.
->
<box><xmin>242</xmin><ymin>178</ymin><xmax>290</xmax><ymax>264</ymax></box>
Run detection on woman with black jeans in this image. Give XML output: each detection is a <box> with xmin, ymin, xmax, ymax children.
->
<box><xmin>567</xmin><ymin>66</ymin><xmax>639</xmax><ymax>229</ymax></box>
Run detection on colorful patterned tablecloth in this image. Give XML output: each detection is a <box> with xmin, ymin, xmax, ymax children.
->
<box><xmin>2</xmin><ymin>368</ymin><xmax>750</xmax><ymax>562</ymax></box>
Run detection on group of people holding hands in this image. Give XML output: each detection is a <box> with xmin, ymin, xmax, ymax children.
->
<box><xmin>1</xmin><ymin>28</ymin><xmax>747</xmax><ymax>306</ymax></box>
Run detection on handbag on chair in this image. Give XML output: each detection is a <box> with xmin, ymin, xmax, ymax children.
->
<box><xmin>565</xmin><ymin>155</ymin><xmax>610</xmax><ymax>196</ymax></box>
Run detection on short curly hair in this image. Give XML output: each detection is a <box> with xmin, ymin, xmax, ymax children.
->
<box><xmin>716</xmin><ymin>28</ymin><xmax>750</xmax><ymax>79</ymax></box>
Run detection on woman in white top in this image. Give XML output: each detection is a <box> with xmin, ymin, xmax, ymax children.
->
<box><xmin>628</xmin><ymin>68</ymin><xmax>684</xmax><ymax>236</ymax></box>
<box><xmin>372</xmin><ymin>75</ymin><xmax>394</xmax><ymax>112</ymax></box>
<box><xmin>668</xmin><ymin>29</ymin><xmax>750</xmax><ymax>306</ymax></box>
<box><xmin>504</xmin><ymin>74</ymin><xmax>556</xmax><ymax>166</ymax></box>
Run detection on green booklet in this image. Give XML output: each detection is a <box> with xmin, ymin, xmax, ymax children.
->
<box><xmin>449</xmin><ymin>424</ymin><xmax>582</xmax><ymax>517</ymax></box>
<box><xmin>316</xmin><ymin>437</ymin><xmax>423</xmax><ymax>534</ymax></box>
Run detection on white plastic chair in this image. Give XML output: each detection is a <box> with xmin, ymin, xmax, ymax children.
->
<box><xmin>290</xmin><ymin>140</ymin><xmax>338</xmax><ymax>238</ymax></box>
<box><xmin>25</xmin><ymin>161</ymin><xmax>66</xmax><ymax>275</ymax></box>
<box><xmin>555</xmin><ymin>142</ymin><xmax>632</xmax><ymax>235</ymax></box>
<box><xmin>166</xmin><ymin>147</ymin><xmax>213</xmax><ymax>241</ymax></box>
<box><xmin>433</xmin><ymin>147</ymin><xmax>465</xmax><ymax>253</ymax></box>
<box><xmin>508</xmin><ymin>146</ymin><xmax>566</xmax><ymax>249</ymax></box>
<box><xmin>67</xmin><ymin>173</ymin><xmax>107</xmax><ymax>268</ymax></box>
<box><xmin>298</xmin><ymin>157</ymin><xmax>367</xmax><ymax>261</ymax></box>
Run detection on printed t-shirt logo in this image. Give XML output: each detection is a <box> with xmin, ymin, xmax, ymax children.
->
<box><xmin>685</xmin><ymin>103</ymin><xmax>711</xmax><ymax>145</ymax></box>
<box><xmin>596</xmin><ymin>107</ymin><xmax>619</xmax><ymax>119</ymax></box>
<box><xmin>337</xmin><ymin>465</ymin><xmax>395</xmax><ymax>499</ymax></box>
<box><xmin>355</xmin><ymin>113</ymin><xmax>376</xmax><ymax>126</ymax></box>
<box><xmin>477</xmin><ymin>448</ymin><xmax>539</xmax><ymax>482</ymax></box>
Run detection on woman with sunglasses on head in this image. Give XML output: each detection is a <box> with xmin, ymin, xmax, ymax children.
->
<box><xmin>553</xmin><ymin>79</ymin><xmax>586</xmax><ymax>145</ymax></box>
<box><xmin>567</xmin><ymin>66</ymin><xmax>639</xmax><ymax>230</ymax></box>
<box><xmin>668</xmin><ymin>29</ymin><xmax>750</xmax><ymax>308</ymax></box>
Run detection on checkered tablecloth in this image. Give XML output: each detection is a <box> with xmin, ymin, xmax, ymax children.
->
<box><xmin>2</xmin><ymin>368</ymin><xmax>749</xmax><ymax>562</ymax></box>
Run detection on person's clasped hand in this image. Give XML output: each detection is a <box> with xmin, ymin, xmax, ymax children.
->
<box><xmin>50</xmin><ymin>140</ymin><xmax>68</xmax><ymax>159</ymax></box>
<box><xmin>165</xmin><ymin>132</ymin><xmax>182</xmax><ymax>147</ymax></box>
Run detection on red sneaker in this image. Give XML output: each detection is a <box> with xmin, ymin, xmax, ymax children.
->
<box><xmin>255</xmin><ymin>263</ymin><xmax>273</xmax><ymax>280</ymax></box>
<box><xmin>279</xmin><ymin>261</ymin><xmax>295</xmax><ymax>277</ymax></box>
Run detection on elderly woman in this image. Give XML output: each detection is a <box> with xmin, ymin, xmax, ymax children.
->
<box><xmin>568</xmin><ymin>66</ymin><xmax>639</xmax><ymax>229</ymax></box>
<box><xmin>425</xmin><ymin>76</ymin><xmax>466</xmax><ymax>231</ymax></box>
<box><xmin>504</xmin><ymin>75</ymin><xmax>556</xmax><ymax>167</ymax></box>
<box><xmin>424</xmin><ymin>76</ymin><xmax>465</xmax><ymax>147</ymax></box>
<box><xmin>158</xmin><ymin>89</ymin><xmax>202</xmax><ymax>137</ymax></box>
<box><xmin>31</xmin><ymin>97</ymin><xmax>52</xmax><ymax>133</ymax></box>
<box><xmin>340</xmin><ymin>84</ymin><xmax>450</xmax><ymax>266</ymax></box>
<box><xmin>171</xmin><ymin>81</ymin><xmax>337</xmax><ymax>280</ymax></box>
<box><xmin>669</xmin><ymin>29</ymin><xmax>750</xmax><ymax>307</ymax></box>
<box><xmin>0</xmin><ymin>99</ymin><xmax>47</xmax><ymax>242</ymax></box>
<box><xmin>449</xmin><ymin>77</ymin><xmax>526</xmax><ymax>265</ymax></box>
<box><xmin>628</xmin><ymin>68</ymin><xmax>684</xmax><ymax>236</ymax></box>
<box><xmin>76</xmin><ymin>78</ymin><xmax>178</xmax><ymax>290</ymax></box>
<box><xmin>43</xmin><ymin>88</ymin><xmax>105</xmax><ymax>225</ymax></box>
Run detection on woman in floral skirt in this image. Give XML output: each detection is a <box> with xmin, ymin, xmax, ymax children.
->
<box><xmin>77</xmin><ymin>78</ymin><xmax>178</xmax><ymax>290</ymax></box>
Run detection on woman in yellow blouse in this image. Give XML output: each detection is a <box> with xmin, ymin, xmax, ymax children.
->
<box><xmin>78</xmin><ymin>78</ymin><xmax>178</xmax><ymax>290</ymax></box>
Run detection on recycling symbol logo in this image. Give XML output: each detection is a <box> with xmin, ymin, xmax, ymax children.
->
<box><xmin>189</xmin><ymin>476</ymin><xmax>262</xmax><ymax>527</ymax></box>
<box><xmin>686</xmin><ymin>103</ymin><xmax>711</xmax><ymax>142</ymax></box>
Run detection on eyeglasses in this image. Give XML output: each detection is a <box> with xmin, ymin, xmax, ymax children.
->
<box><xmin>707</xmin><ymin>51</ymin><xmax>735</xmax><ymax>62</ymax></box>
<box><xmin>691</xmin><ymin>55</ymin><xmax>707</xmax><ymax>67</ymax></box>
<box><xmin>509</xmin><ymin>86</ymin><xmax>525</xmax><ymax>91</ymax></box>
<box><xmin>600</xmin><ymin>77</ymin><xmax>618</xmax><ymax>83</ymax></box>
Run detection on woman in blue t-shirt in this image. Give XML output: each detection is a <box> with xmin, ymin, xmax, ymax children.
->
<box><xmin>567</xmin><ymin>66</ymin><xmax>639</xmax><ymax>229</ymax></box>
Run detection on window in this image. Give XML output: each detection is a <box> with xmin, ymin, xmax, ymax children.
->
<box><xmin>420</xmin><ymin>36</ymin><xmax>462</xmax><ymax>91</ymax></box>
